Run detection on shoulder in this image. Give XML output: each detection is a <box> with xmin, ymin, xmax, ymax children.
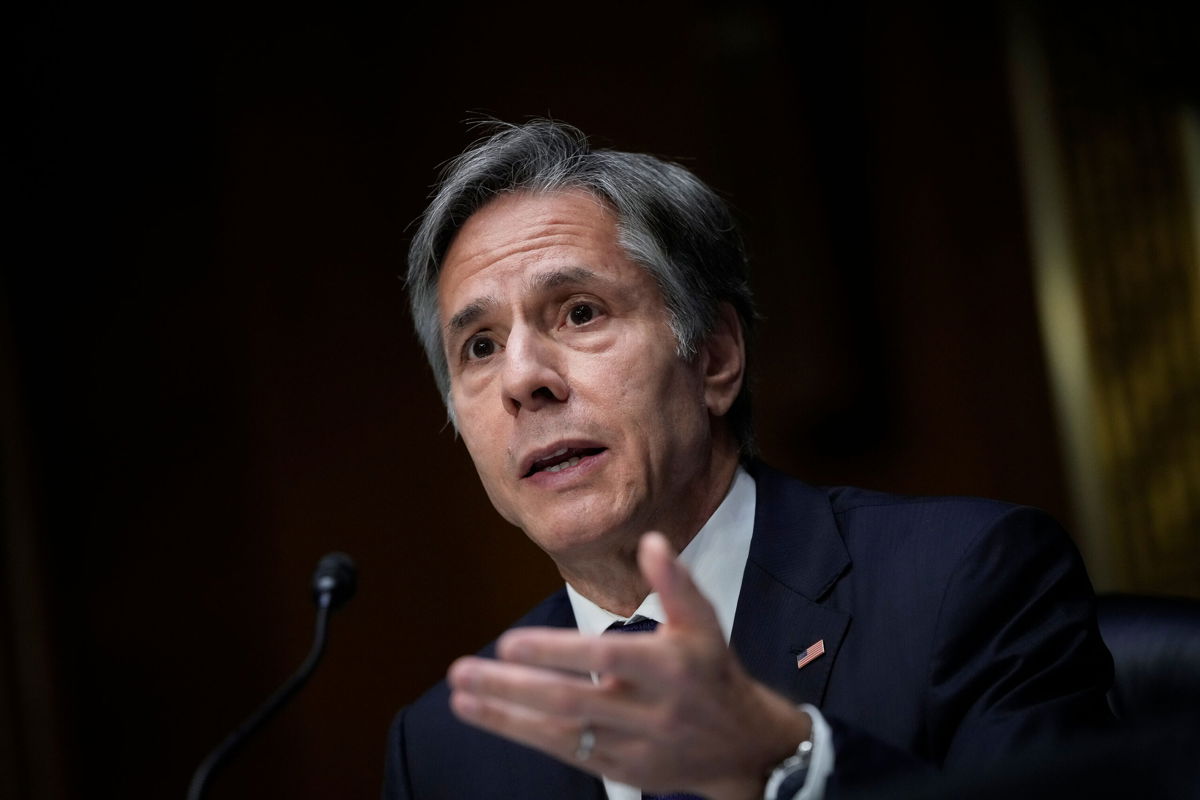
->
<box><xmin>385</xmin><ymin>588</ymin><xmax>576</xmax><ymax>796</ymax></box>
<box><xmin>408</xmin><ymin>587</ymin><xmax>574</xmax><ymax>708</ymax></box>
<box><xmin>404</xmin><ymin>587</ymin><xmax>573</xmax><ymax>715</ymax></box>
<box><xmin>748</xmin><ymin>460</ymin><xmax>1080</xmax><ymax>600</ymax></box>
<box><xmin>752</xmin><ymin>460</ymin><xmax>1068</xmax><ymax>561</ymax></box>
<box><xmin>829</xmin><ymin>485</ymin><xmax>1065</xmax><ymax>559</ymax></box>
<box><xmin>826</xmin><ymin>484</ymin><xmax>1019</xmax><ymax>521</ymax></box>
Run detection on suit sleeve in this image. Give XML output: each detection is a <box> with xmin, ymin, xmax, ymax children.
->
<box><xmin>827</xmin><ymin>506</ymin><xmax>1114</xmax><ymax>791</ymax></box>
<box><xmin>926</xmin><ymin>506</ymin><xmax>1114</xmax><ymax>765</ymax></box>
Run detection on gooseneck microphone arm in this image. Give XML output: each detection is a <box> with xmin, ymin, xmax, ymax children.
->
<box><xmin>187</xmin><ymin>553</ymin><xmax>357</xmax><ymax>800</ymax></box>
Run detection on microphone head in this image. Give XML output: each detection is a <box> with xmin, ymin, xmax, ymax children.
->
<box><xmin>312</xmin><ymin>552</ymin><xmax>357</xmax><ymax>610</ymax></box>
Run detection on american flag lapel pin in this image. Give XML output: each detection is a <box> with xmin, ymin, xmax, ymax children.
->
<box><xmin>796</xmin><ymin>639</ymin><xmax>825</xmax><ymax>670</ymax></box>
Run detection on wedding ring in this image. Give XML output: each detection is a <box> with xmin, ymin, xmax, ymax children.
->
<box><xmin>575</xmin><ymin>725</ymin><xmax>596</xmax><ymax>761</ymax></box>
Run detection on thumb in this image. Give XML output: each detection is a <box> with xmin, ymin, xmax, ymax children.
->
<box><xmin>638</xmin><ymin>532</ymin><xmax>722</xmax><ymax>635</ymax></box>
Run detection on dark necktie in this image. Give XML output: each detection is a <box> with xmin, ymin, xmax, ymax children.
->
<box><xmin>604</xmin><ymin>618</ymin><xmax>704</xmax><ymax>800</ymax></box>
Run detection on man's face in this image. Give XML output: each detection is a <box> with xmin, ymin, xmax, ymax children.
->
<box><xmin>437</xmin><ymin>190</ymin><xmax>730</xmax><ymax>562</ymax></box>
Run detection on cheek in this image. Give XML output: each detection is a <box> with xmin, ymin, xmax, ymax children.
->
<box><xmin>453</xmin><ymin>406</ymin><xmax>506</xmax><ymax>480</ymax></box>
<box><xmin>460</xmin><ymin>432</ymin><xmax>519</xmax><ymax>522</ymax></box>
<box><xmin>608</xmin><ymin>356</ymin><xmax>707</xmax><ymax>445</ymax></box>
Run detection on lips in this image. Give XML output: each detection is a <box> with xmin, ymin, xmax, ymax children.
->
<box><xmin>521</xmin><ymin>444</ymin><xmax>607</xmax><ymax>478</ymax></box>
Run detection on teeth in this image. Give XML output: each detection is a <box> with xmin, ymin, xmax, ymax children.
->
<box><xmin>543</xmin><ymin>457</ymin><xmax>581</xmax><ymax>474</ymax></box>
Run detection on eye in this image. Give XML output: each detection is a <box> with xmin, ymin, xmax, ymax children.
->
<box><xmin>567</xmin><ymin>303</ymin><xmax>596</xmax><ymax>326</ymax></box>
<box><xmin>466</xmin><ymin>336</ymin><xmax>496</xmax><ymax>360</ymax></box>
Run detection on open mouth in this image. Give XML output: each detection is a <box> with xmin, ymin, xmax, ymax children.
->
<box><xmin>523</xmin><ymin>447</ymin><xmax>606</xmax><ymax>478</ymax></box>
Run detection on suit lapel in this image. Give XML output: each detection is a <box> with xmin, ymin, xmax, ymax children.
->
<box><xmin>731</xmin><ymin>464</ymin><xmax>852</xmax><ymax>708</ymax></box>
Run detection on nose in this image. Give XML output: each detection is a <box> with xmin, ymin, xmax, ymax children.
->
<box><xmin>500</xmin><ymin>328</ymin><xmax>568</xmax><ymax>415</ymax></box>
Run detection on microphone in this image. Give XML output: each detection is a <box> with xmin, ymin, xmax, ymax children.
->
<box><xmin>313</xmin><ymin>551</ymin><xmax>357</xmax><ymax>610</ymax></box>
<box><xmin>187</xmin><ymin>552</ymin><xmax>358</xmax><ymax>800</ymax></box>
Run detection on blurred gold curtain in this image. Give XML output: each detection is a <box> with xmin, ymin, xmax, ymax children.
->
<box><xmin>1010</xmin><ymin>2</ymin><xmax>1200</xmax><ymax>596</ymax></box>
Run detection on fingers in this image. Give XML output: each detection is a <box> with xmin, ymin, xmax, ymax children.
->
<box><xmin>448</xmin><ymin>655</ymin><xmax>650</xmax><ymax>730</ymax></box>
<box><xmin>449</xmin><ymin>656</ymin><xmax>646</xmax><ymax>779</ymax></box>
<box><xmin>497</xmin><ymin>626</ymin><xmax>672</xmax><ymax>679</ymax></box>
<box><xmin>638</xmin><ymin>532</ymin><xmax>721</xmax><ymax>634</ymax></box>
<box><xmin>449</xmin><ymin>684</ymin><xmax>619</xmax><ymax>773</ymax></box>
<box><xmin>492</xmin><ymin>532</ymin><xmax>723</xmax><ymax>681</ymax></box>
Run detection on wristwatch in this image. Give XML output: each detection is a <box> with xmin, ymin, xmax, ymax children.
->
<box><xmin>763</xmin><ymin>735</ymin><xmax>814</xmax><ymax>800</ymax></box>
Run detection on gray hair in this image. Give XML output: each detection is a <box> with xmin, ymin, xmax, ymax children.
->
<box><xmin>407</xmin><ymin>119</ymin><xmax>758</xmax><ymax>456</ymax></box>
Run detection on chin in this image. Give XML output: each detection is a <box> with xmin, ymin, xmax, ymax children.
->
<box><xmin>524</xmin><ymin>514</ymin><xmax>634</xmax><ymax>559</ymax></box>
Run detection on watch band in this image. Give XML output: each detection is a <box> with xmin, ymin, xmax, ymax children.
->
<box><xmin>764</xmin><ymin>737</ymin><xmax>814</xmax><ymax>800</ymax></box>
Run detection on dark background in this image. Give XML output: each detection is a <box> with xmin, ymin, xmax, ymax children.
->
<box><xmin>5</xmin><ymin>2</ymin><xmax>1194</xmax><ymax>798</ymax></box>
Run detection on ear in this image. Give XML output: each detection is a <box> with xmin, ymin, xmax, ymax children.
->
<box><xmin>700</xmin><ymin>302</ymin><xmax>746</xmax><ymax>418</ymax></box>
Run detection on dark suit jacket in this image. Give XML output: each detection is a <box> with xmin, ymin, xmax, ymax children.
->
<box><xmin>383</xmin><ymin>463</ymin><xmax>1114</xmax><ymax>798</ymax></box>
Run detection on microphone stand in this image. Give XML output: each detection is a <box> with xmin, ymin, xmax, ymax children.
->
<box><xmin>187</xmin><ymin>554</ymin><xmax>353</xmax><ymax>800</ymax></box>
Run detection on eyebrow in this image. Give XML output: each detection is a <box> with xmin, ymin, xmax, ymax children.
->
<box><xmin>444</xmin><ymin>267</ymin><xmax>602</xmax><ymax>336</ymax></box>
<box><xmin>447</xmin><ymin>297</ymin><xmax>496</xmax><ymax>335</ymax></box>
<box><xmin>527</xmin><ymin>266</ymin><xmax>599</xmax><ymax>292</ymax></box>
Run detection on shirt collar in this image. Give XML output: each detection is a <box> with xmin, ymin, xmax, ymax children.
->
<box><xmin>565</xmin><ymin>466</ymin><xmax>756</xmax><ymax>644</ymax></box>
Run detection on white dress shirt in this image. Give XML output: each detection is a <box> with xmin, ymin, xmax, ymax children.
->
<box><xmin>565</xmin><ymin>467</ymin><xmax>833</xmax><ymax>800</ymax></box>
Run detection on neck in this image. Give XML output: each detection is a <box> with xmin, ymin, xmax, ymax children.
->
<box><xmin>554</xmin><ymin>444</ymin><xmax>741</xmax><ymax>617</ymax></box>
<box><xmin>560</xmin><ymin>550</ymin><xmax>648</xmax><ymax>617</ymax></box>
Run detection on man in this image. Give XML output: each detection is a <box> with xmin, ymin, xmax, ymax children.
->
<box><xmin>384</xmin><ymin>120</ymin><xmax>1113</xmax><ymax>799</ymax></box>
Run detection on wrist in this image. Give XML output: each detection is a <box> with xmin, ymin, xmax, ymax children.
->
<box><xmin>759</xmin><ymin>694</ymin><xmax>813</xmax><ymax>772</ymax></box>
<box><xmin>752</xmin><ymin>694</ymin><xmax>814</xmax><ymax>799</ymax></box>
<box><xmin>763</xmin><ymin>733</ymin><xmax>813</xmax><ymax>800</ymax></box>
<box><xmin>707</xmin><ymin>699</ymin><xmax>813</xmax><ymax>800</ymax></box>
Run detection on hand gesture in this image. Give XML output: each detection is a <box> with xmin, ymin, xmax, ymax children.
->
<box><xmin>448</xmin><ymin>532</ymin><xmax>810</xmax><ymax>800</ymax></box>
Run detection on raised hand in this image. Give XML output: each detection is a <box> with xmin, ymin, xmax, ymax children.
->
<box><xmin>447</xmin><ymin>532</ymin><xmax>810</xmax><ymax>800</ymax></box>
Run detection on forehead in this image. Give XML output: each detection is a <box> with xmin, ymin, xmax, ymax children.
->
<box><xmin>436</xmin><ymin>190</ymin><xmax>639</xmax><ymax>319</ymax></box>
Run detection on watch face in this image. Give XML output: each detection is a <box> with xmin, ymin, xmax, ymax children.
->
<box><xmin>775</xmin><ymin>766</ymin><xmax>811</xmax><ymax>799</ymax></box>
